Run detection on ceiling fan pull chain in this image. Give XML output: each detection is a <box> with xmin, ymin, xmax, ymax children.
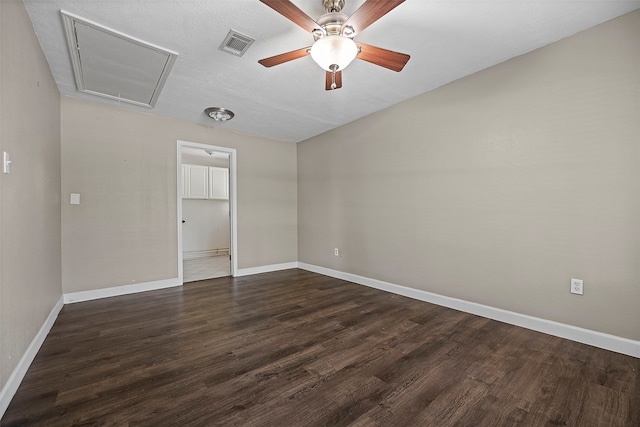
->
<box><xmin>330</xmin><ymin>64</ymin><xmax>338</xmax><ymax>89</ymax></box>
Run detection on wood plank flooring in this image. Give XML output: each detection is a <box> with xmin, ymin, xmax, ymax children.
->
<box><xmin>3</xmin><ymin>269</ymin><xmax>639</xmax><ymax>426</ymax></box>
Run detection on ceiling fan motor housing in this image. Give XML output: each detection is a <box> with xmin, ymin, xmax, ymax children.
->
<box><xmin>313</xmin><ymin>12</ymin><xmax>350</xmax><ymax>40</ymax></box>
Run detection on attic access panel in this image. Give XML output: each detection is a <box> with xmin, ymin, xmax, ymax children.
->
<box><xmin>61</xmin><ymin>11</ymin><xmax>178</xmax><ymax>108</ymax></box>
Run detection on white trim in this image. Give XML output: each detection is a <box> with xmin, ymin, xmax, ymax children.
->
<box><xmin>0</xmin><ymin>296</ymin><xmax>64</xmax><ymax>419</ymax></box>
<box><xmin>177</xmin><ymin>143</ymin><xmax>184</xmax><ymax>281</ymax></box>
<box><xmin>177</xmin><ymin>141</ymin><xmax>237</xmax><ymax>280</ymax></box>
<box><xmin>63</xmin><ymin>278</ymin><xmax>181</xmax><ymax>304</ymax></box>
<box><xmin>298</xmin><ymin>263</ymin><xmax>640</xmax><ymax>358</ymax></box>
<box><xmin>234</xmin><ymin>262</ymin><xmax>298</xmax><ymax>277</ymax></box>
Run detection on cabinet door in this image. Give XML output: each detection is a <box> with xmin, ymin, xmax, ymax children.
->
<box><xmin>187</xmin><ymin>165</ymin><xmax>209</xmax><ymax>199</ymax></box>
<box><xmin>209</xmin><ymin>167</ymin><xmax>229</xmax><ymax>200</ymax></box>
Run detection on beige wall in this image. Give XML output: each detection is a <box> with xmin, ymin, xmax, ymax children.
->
<box><xmin>0</xmin><ymin>0</ymin><xmax>62</xmax><ymax>390</ymax></box>
<box><xmin>61</xmin><ymin>97</ymin><xmax>297</xmax><ymax>293</ymax></box>
<box><xmin>298</xmin><ymin>11</ymin><xmax>640</xmax><ymax>341</ymax></box>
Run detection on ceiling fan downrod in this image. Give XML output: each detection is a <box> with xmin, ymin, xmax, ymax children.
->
<box><xmin>323</xmin><ymin>0</ymin><xmax>345</xmax><ymax>13</ymax></box>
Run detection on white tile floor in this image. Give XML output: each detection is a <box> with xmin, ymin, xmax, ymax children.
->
<box><xmin>183</xmin><ymin>255</ymin><xmax>230</xmax><ymax>283</ymax></box>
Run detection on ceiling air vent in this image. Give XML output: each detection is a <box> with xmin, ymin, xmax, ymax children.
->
<box><xmin>219</xmin><ymin>30</ymin><xmax>255</xmax><ymax>57</ymax></box>
<box><xmin>61</xmin><ymin>10</ymin><xmax>178</xmax><ymax>108</ymax></box>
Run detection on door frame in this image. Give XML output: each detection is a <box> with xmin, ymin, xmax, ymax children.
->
<box><xmin>177</xmin><ymin>140</ymin><xmax>238</xmax><ymax>281</ymax></box>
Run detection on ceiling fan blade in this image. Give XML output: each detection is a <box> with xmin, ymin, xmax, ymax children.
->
<box><xmin>258</xmin><ymin>47</ymin><xmax>311</xmax><ymax>68</ymax></box>
<box><xmin>325</xmin><ymin>70</ymin><xmax>343</xmax><ymax>90</ymax></box>
<box><xmin>356</xmin><ymin>43</ymin><xmax>410</xmax><ymax>72</ymax></box>
<box><xmin>259</xmin><ymin>0</ymin><xmax>319</xmax><ymax>33</ymax></box>
<box><xmin>342</xmin><ymin>0</ymin><xmax>406</xmax><ymax>36</ymax></box>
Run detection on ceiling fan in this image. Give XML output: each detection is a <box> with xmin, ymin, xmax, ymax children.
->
<box><xmin>258</xmin><ymin>0</ymin><xmax>410</xmax><ymax>90</ymax></box>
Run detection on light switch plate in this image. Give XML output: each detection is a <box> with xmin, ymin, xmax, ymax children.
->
<box><xmin>70</xmin><ymin>193</ymin><xmax>81</xmax><ymax>205</ymax></box>
<box><xmin>3</xmin><ymin>152</ymin><xmax>11</xmax><ymax>174</ymax></box>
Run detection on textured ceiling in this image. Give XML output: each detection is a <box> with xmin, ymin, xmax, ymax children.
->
<box><xmin>24</xmin><ymin>0</ymin><xmax>640</xmax><ymax>143</ymax></box>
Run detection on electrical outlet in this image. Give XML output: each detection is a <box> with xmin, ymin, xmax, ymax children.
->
<box><xmin>570</xmin><ymin>278</ymin><xmax>583</xmax><ymax>295</ymax></box>
<box><xmin>334</xmin><ymin>248</ymin><xmax>340</xmax><ymax>257</ymax></box>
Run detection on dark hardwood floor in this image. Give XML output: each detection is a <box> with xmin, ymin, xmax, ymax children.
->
<box><xmin>3</xmin><ymin>269</ymin><xmax>639</xmax><ymax>426</ymax></box>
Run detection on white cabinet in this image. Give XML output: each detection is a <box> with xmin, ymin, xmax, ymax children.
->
<box><xmin>209</xmin><ymin>167</ymin><xmax>229</xmax><ymax>200</ymax></box>
<box><xmin>183</xmin><ymin>165</ymin><xmax>209</xmax><ymax>199</ymax></box>
<box><xmin>182</xmin><ymin>164</ymin><xmax>229</xmax><ymax>200</ymax></box>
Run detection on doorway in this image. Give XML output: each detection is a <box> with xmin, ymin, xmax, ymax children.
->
<box><xmin>177</xmin><ymin>140</ymin><xmax>237</xmax><ymax>283</ymax></box>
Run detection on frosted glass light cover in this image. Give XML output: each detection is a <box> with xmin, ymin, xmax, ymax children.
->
<box><xmin>310</xmin><ymin>35</ymin><xmax>358</xmax><ymax>71</ymax></box>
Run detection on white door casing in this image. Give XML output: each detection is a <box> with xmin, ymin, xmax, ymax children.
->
<box><xmin>177</xmin><ymin>140</ymin><xmax>237</xmax><ymax>281</ymax></box>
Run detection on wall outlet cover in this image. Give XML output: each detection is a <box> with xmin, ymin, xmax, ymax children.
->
<box><xmin>570</xmin><ymin>278</ymin><xmax>583</xmax><ymax>295</ymax></box>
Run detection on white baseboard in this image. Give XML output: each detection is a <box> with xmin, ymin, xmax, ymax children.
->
<box><xmin>298</xmin><ymin>263</ymin><xmax>640</xmax><ymax>358</ymax></box>
<box><xmin>64</xmin><ymin>278</ymin><xmax>182</xmax><ymax>304</ymax></box>
<box><xmin>234</xmin><ymin>262</ymin><xmax>298</xmax><ymax>277</ymax></box>
<box><xmin>0</xmin><ymin>296</ymin><xmax>64</xmax><ymax>419</ymax></box>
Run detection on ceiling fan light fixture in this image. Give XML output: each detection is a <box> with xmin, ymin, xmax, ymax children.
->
<box><xmin>310</xmin><ymin>35</ymin><xmax>358</xmax><ymax>72</ymax></box>
<box><xmin>204</xmin><ymin>107</ymin><xmax>235</xmax><ymax>122</ymax></box>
